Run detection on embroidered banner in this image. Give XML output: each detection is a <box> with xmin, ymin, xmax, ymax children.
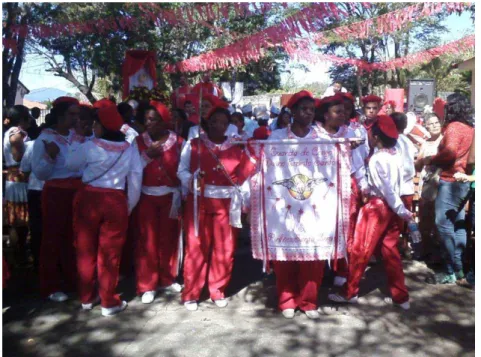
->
<box><xmin>250</xmin><ymin>138</ymin><xmax>351</xmax><ymax>262</ymax></box>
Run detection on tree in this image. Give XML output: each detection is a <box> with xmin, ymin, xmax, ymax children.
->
<box><xmin>321</xmin><ymin>3</ymin><xmax>453</xmax><ymax>96</ymax></box>
<box><xmin>3</xmin><ymin>3</ymin><xmax>32</xmax><ymax>107</ymax></box>
<box><xmin>22</xmin><ymin>3</ymin><xmax>291</xmax><ymax>103</ymax></box>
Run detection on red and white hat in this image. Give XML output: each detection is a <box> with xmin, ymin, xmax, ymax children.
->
<box><xmin>97</xmin><ymin>105</ymin><xmax>124</xmax><ymax>132</ymax></box>
<box><xmin>206</xmin><ymin>100</ymin><xmax>230</xmax><ymax>120</ymax></box>
<box><xmin>286</xmin><ymin>90</ymin><xmax>314</xmax><ymax>110</ymax></box>
<box><xmin>361</xmin><ymin>95</ymin><xmax>382</xmax><ymax>105</ymax></box>
<box><xmin>376</xmin><ymin>115</ymin><xmax>399</xmax><ymax>140</ymax></box>
<box><xmin>149</xmin><ymin>101</ymin><xmax>171</xmax><ymax>122</ymax></box>
<box><xmin>93</xmin><ymin>98</ymin><xmax>115</xmax><ymax>109</ymax></box>
<box><xmin>53</xmin><ymin>96</ymin><xmax>79</xmax><ymax>107</ymax></box>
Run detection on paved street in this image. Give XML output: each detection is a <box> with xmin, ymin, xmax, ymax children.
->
<box><xmin>2</xmin><ymin>247</ymin><xmax>475</xmax><ymax>357</ymax></box>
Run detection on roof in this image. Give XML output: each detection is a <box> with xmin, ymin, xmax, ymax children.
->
<box><xmin>17</xmin><ymin>80</ymin><xmax>30</xmax><ymax>94</ymax></box>
<box><xmin>456</xmin><ymin>57</ymin><xmax>475</xmax><ymax>71</ymax></box>
<box><xmin>23</xmin><ymin>98</ymin><xmax>47</xmax><ymax>110</ymax></box>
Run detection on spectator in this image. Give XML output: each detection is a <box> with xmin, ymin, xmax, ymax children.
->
<box><xmin>420</xmin><ymin>93</ymin><xmax>474</xmax><ymax>284</ymax></box>
<box><xmin>117</xmin><ymin>102</ymin><xmax>134</xmax><ymax>124</ymax></box>
<box><xmin>27</xmin><ymin>107</ymin><xmax>41</xmax><ymax>139</ymax></box>
<box><xmin>172</xmin><ymin>108</ymin><xmax>192</xmax><ymax>140</ymax></box>
<box><xmin>322</xmin><ymin>81</ymin><xmax>347</xmax><ymax>98</ymax></box>
<box><xmin>391</xmin><ymin>112</ymin><xmax>417</xmax><ymax>258</ymax></box>
<box><xmin>415</xmin><ymin>113</ymin><xmax>444</xmax><ymax>262</ymax></box>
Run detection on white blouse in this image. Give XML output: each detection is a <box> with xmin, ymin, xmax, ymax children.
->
<box><xmin>187</xmin><ymin>123</ymin><xmax>239</xmax><ymax>141</ymax></box>
<box><xmin>20</xmin><ymin>141</ymin><xmax>45</xmax><ymax>191</ymax></box>
<box><xmin>395</xmin><ymin>134</ymin><xmax>417</xmax><ymax>196</ymax></box>
<box><xmin>3</xmin><ymin>126</ymin><xmax>29</xmax><ymax>168</ymax></box>
<box><xmin>367</xmin><ymin>148</ymin><xmax>412</xmax><ymax>221</ymax></box>
<box><xmin>66</xmin><ymin>138</ymin><xmax>143</xmax><ymax>214</ymax></box>
<box><xmin>31</xmin><ymin>129</ymin><xmax>83</xmax><ymax>181</ymax></box>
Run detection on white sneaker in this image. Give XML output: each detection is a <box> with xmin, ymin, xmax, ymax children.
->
<box><xmin>159</xmin><ymin>283</ymin><xmax>183</xmax><ymax>293</ymax></box>
<box><xmin>333</xmin><ymin>276</ymin><xmax>347</xmax><ymax>287</ymax></box>
<box><xmin>305</xmin><ymin>310</ymin><xmax>320</xmax><ymax>319</ymax></box>
<box><xmin>214</xmin><ymin>298</ymin><xmax>228</xmax><ymax>308</ymax></box>
<box><xmin>141</xmin><ymin>291</ymin><xmax>156</xmax><ymax>304</ymax></box>
<box><xmin>384</xmin><ymin>297</ymin><xmax>410</xmax><ymax>310</ymax></box>
<box><xmin>184</xmin><ymin>300</ymin><xmax>198</xmax><ymax>311</ymax></box>
<box><xmin>282</xmin><ymin>308</ymin><xmax>295</xmax><ymax>319</ymax></box>
<box><xmin>101</xmin><ymin>301</ymin><xmax>128</xmax><ymax>317</ymax></box>
<box><xmin>81</xmin><ymin>296</ymin><xmax>101</xmax><ymax>310</ymax></box>
<box><xmin>48</xmin><ymin>292</ymin><xmax>68</xmax><ymax>302</ymax></box>
<box><xmin>328</xmin><ymin>293</ymin><xmax>358</xmax><ymax>304</ymax></box>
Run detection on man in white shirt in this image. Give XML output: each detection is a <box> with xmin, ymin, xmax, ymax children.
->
<box><xmin>391</xmin><ymin>112</ymin><xmax>418</xmax><ymax>257</ymax></box>
<box><xmin>241</xmin><ymin>103</ymin><xmax>258</xmax><ymax>136</ymax></box>
<box><xmin>322</xmin><ymin>81</ymin><xmax>347</xmax><ymax>98</ymax></box>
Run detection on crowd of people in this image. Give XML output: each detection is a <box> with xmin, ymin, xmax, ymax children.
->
<box><xmin>2</xmin><ymin>75</ymin><xmax>475</xmax><ymax>319</ymax></box>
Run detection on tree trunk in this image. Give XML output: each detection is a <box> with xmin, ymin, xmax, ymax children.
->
<box><xmin>6</xmin><ymin>8</ymin><xmax>28</xmax><ymax>108</ymax></box>
<box><xmin>356</xmin><ymin>68</ymin><xmax>363</xmax><ymax>98</ymax></box>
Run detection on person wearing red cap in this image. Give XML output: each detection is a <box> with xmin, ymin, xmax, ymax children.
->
<box><xmin>93</xmin><ymin>98</ymin><xmax>139</xmax><ymax>144</ymax></box>
<box><xmin>177</xmin><ymin>105</ymin><xmax>255</xmax><ymax>311</ymax></box>
<box><xmin>314</xmin><ymin>95</ymin><xmax>369</xmax><ymax>287</ymax></box>
<box><xmin>383</xmin><ymin>100</ymin><xmax>396</xmax><ymax>116</ymax></box>
<box><xmin>360</xmin><ymin>95</ymin><xmax>382</xmax><ymax>130</ymax></box>
<box><xmin>192</xmin><ymin>72</ymin><xmax>223</xmax><ymax>98</ymax></box>
<box><xmin>329</xmin><ymin>115</ymin><xmax>419</xmax><ymax>310</ymax></box>
<box><xmin>171</xmin><ymin>75</ymin><xmax>192</xmax><ymax>109</ymax></box>
<box><xmin>134</xmin><ymin>101</ymin><xmax>184</xmax><ymax>304</ymax></box>
<box><xmin>67</xmin><ymin>105</ymin><xmax>143</xmax><ymax>316</ymax></box>
<box><xmin>187</xmin><ymin>94</ymin><xmax>238</xmax><ymax>140</ymax></box>
<box><xmin>182</xmin><ymin>93</ymin><xmax>200</xmax><ymax>125</ymax></box>
<box><xmin>31</xmin><ymin>97</ymin><xmax>83</xmax><ymax>302</ymax></box>
<box><xmin>259</xmin><ymin>90</ymin><xmax>325</xmax><ymax>319</ymax></box>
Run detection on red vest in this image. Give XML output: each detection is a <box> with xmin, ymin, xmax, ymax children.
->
<box><xmin>189</xmin><ymin>136</ymin><xmax>252</xmax><ymax>186</ymax></box>
<box><xmin>136</xmin><ymin>132</ymin><xmax>183</xmax><ymax>187</ymax></box>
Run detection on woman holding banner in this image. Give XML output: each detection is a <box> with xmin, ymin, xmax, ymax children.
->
<box><xmin>255</xmin><ymin>90</ymin><xmax>352</xmax><ymax>320</ymax></box>
<box><xmin>178</xmin><ymin>103</ymin><xmax>255</xmax><ymax>312</ymax></box>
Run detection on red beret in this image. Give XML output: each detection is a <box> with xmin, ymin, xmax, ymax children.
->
<box><xmin>340</xmin><ymin>92</ymin><xmax>355</xmax><ymax>102</ymax></box>
<box><xmin>202</xmin><ymin>93</ymin><xmax>219</xmax><ymax>107</ymax></box>
<box><xmin>206</xmin><ymin>100</ymin><xmax>230</xmax><ymax>120</ymax></box>
<box><xmin>286</xmin><ymin>90</ymin><xmax>314</xmax><ymax>110</ymax></box>
<box><xmin>376</xmin><ymin>115</ymin><xmax>399</xmax><ymax>140</ymax></box>
<box><xmin>149</xmin><ymin>101</ymin><xmax>171</xmax><ymax>123</ymax></box>
<box><xmin>253</xmin><ymin>126</ymin><xmax>271</xmax><ymax>140</ymax></box>
<box><xmin>93</xmin><ymin>98</ymin><xmax>116</xmax><ymax>109</ymax></box>
<box><xmin>97</xmin><ymin>105</ymin><xmax>124</xmax><ymax>132</ymax></box>
<box><xmin>314</xmin><ymin>98</ymin><xmax>322</xmax><ymax>108</ymax></box>
<box><xmin>53</xmin><ymin>96</ymin><xmax>79</xmax><ymax>107</ymax></box>
<box><xmin>361</xmin><ymin>95</ymin><xmax>382</xmax><ymax>105</ymax></box>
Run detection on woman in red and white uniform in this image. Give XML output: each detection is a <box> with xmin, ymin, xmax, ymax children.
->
<box><xmin>178</xmin><ymin>104</ymin><xmax>254</xmax><ymax>311</ymax></box>
<box><xmin>32</xmin><ymin>97</ymin><xmax>84</xmax><ymax>302</ymax></box>
<box><xmin>68</xmin><ymin>104</ymin><xmax>142</xmax><ymax>316</ymax></box>
<box><xmin>135</xmin><ymin>101</ymin><xmax>184</xmax><ymax>304</ymax></box>
<box><xmin>314</xmin><ymin>95</ymin><xmax>368</xmax><ymax>287</ymax></box>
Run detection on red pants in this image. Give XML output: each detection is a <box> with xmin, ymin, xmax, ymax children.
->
<box><xmin>182</xmin><ymin>195</ymin><xmax>238</xmax><ymax>302</ymax></box>
<box><xmin>74</xmin><ymin>186</ymin><xmax>128</xmax><ymax>308</ymax></box>
<box><xmin>336</xmin><ymin>177</ymin><xmax>363</xmax><ymax>278</ymax></box>
<box><xmin>401</xmin><ymin>195</ymin><xmax>414</xmax><ymax>235</ymax></box>
<box><xmin>274</xmin><ymin>260</ymin><xmax>325</xmax><ymax>311</ymax></box>
<box><xmin>343</xmin><ymin>198</ymin><xmax>409</xmax><ymax>304</ymax></box>
<box><xmin>39</xmin><ymin>178</ymin><xmax>82</xmax><ymax>298</ymax></box>
<box><xmin>135</xmin><ymin>193</ymin><xmax>180</xmax><ymax>294</ymax></box>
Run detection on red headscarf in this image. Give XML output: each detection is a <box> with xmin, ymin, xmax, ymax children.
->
<box><xmin>149</xmin><ymin>101</ymin><xmax>171</xmax><ymax>122</ymax></box>
<box><xmin>97</xmin><ymin>105</ymin><xmax>124</xmax><ymax>132</ymax></box>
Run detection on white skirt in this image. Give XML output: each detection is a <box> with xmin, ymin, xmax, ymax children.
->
<box><xmin>5</xmin><ymin>181</ymin><xmax>28</xmax><ymax>203</ymax></box>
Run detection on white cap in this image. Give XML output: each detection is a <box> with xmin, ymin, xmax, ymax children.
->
<box><xmin>127</xmin><ymin>99</ymin><xmax>139</xmax><ymax>110</ymax></box>
<box><xmin>242</xmin><ymin>103</ymin><xmax>253</xmax><ymax>114</ymax></box>
<box><xmin>270</xmin><ymin>105</ymin><xmax>280</xmax><ymax>115</ymax></box>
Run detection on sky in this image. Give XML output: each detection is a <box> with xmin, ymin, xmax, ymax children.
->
<box><xmin>19</xmin><ymin>8</ymin><xmax>475</xmax><ymax>96</ymax></box>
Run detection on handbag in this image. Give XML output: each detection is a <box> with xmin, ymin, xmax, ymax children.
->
<box><xmin>421</xmin><ymin>168</ymin><xmax>441</xmax><ymax>202</ymax></box>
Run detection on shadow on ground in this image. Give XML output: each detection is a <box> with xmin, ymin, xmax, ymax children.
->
<box><xmin>3</xmin><ymin>243</ymin><xmax>475</xmax><ymax>357</ymax></box>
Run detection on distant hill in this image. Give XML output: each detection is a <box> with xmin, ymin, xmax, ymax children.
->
<box><xmin>24</xmin><ymin>88</ymin><xmax>69</xmax><ymax>103</ymax></box>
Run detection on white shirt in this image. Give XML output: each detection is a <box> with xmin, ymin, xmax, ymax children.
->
<box><xmin>395</xmin><ymin>134</ymin><xmax>417</xmax><ymax>196</ymax></box>
<box><xmin>32</xmin><ymin>129</ymin><xmax>83</xmax><ymax>181</ymax></box>
<box><xmin>20</xmin><ymin>141</ymin><xmax>44</xmax><ymax>191</ymax></box>
<box><xmin>322</xmin><ymin>86</ymin><xmax>347</xmax><ymax>98</ymax></box>
<box><xmin>367</xmin><ymin>148</ymin><xmax>412</xmax><ymax>221</ymax></box>
<box><xmin>187</xmin><ymin>124</ymin><xmax>238</xmax><ymax>141</ymax></box>
<box><xmin>348</xmin><ymin>122</ymin><xmax>370</xmax><ymax>163</ymax></box>
<box><xmin>66</xmin><ymin>138</ymin><xmax>143</xmax><ymax>214</ymax></box>
<box><xmin>3</xmin><ymin>126</ymin><xmax>30</xmax><ymax>168</ymax></box>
